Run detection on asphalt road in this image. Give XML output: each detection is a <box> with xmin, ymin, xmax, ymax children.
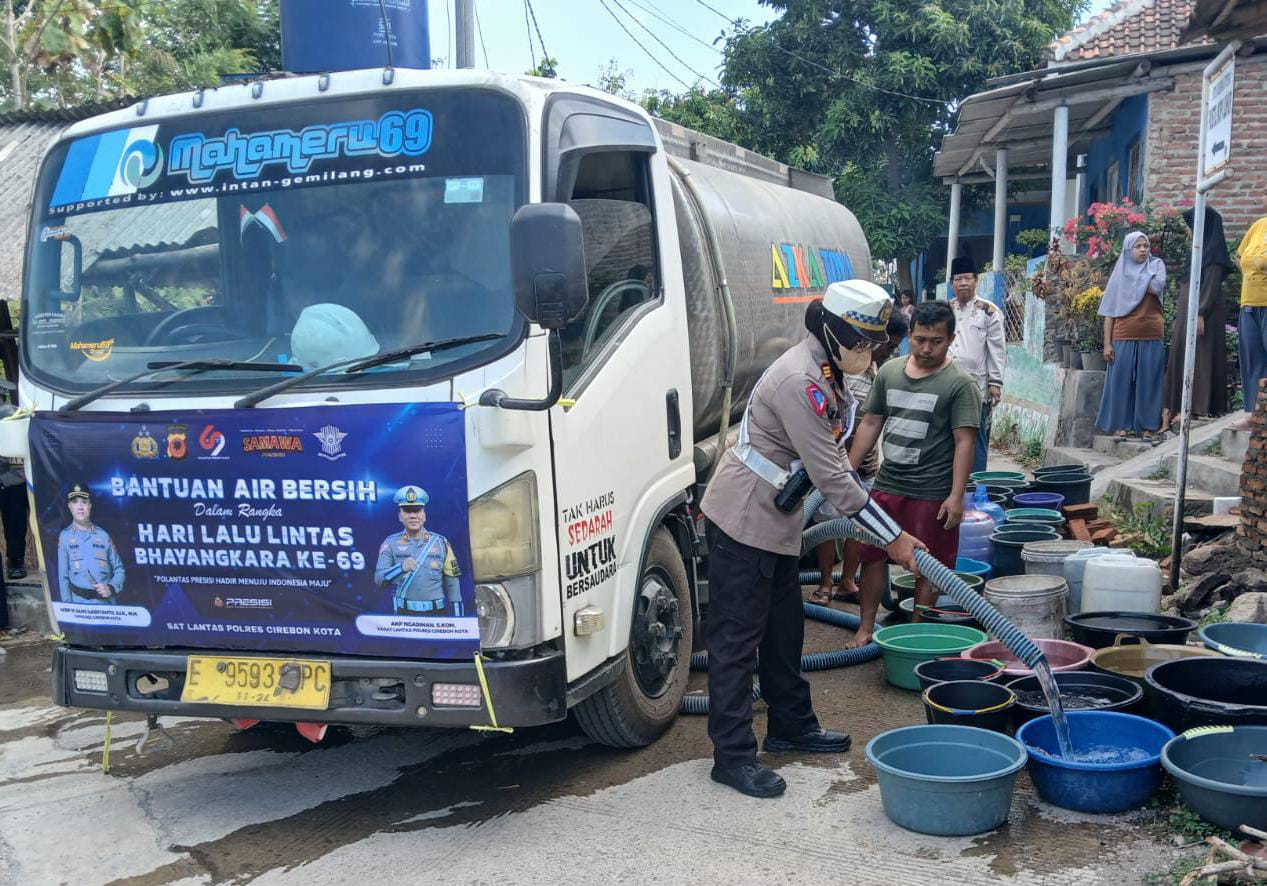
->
<box><xmin>0</xmin><ymin>625</ymin><xmax>1179</xmax><ymax>886</ymax></box>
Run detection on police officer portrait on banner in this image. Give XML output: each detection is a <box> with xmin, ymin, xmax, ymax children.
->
<box><xmin>57</xmin><ymin>482</ymin><xmax>125</xmax><ymax>605</ymax></box>
<box><xmin>374</xmin><ymin>485</ymin><xmax>463</xmax><ymax>617</ymax></box>
<box><xmin>698</xmin><ymin>278</ymin><xmax>925</xmax><ymax>800</ymax></box>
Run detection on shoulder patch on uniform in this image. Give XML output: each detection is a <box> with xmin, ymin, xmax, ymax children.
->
<box><xmin>805</xmin><ymin>384</ymin><xmax>828</xmax><ymax>416</ymax></box>
<box><xmin>981</xmin><ymin>300</ymin><xmax>996</xmax><ymax>313</ymax></box>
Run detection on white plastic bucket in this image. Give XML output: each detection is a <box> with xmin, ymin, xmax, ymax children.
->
<box><xmin>983</xmin><ymin>575</ymin><xmax>1069</xmax><ymax>640</ymax></box>
<box><xmin>1021</xmin><ymin>540</ymin><xmax>1094</xmax><ymax>579</ymax></box>
<box><xmin>1080</xmin><ymin>556</ymin><xmax>1162</xmax><ymax>614</ymax></box>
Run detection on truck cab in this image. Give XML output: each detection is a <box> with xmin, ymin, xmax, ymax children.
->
<box><xmin>10</xmin><ymin>67</ymin><xmax>869</xmax><ymax>746</ymax></box>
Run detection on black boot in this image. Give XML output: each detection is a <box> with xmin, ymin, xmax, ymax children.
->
<box><xmin>763</xmin><ymin>728</ymin><xmax>851</xmax><ymax>754</ymax></box>
<box><xmin>710</xmin><ymin>761</ymin><xmax>786</xmax><ymax>798</ymax></box>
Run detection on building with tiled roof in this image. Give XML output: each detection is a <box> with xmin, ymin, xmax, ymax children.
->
<box><xmin>1047</xmin><ymin>0</ymin><xmax>1209</xmax><ymax>64</ymax></box>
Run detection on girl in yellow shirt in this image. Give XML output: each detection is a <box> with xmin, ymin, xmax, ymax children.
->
<box><xmin>1234</xmin><ymin>201</ymin><xmax>1267</xmax><ymax>431</ymax></box>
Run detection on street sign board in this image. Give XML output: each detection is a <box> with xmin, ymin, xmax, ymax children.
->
<box><xmin>1203</xmin><ymin>55</ymin><xmax>1235</xmax><ymax>183</ymax></box>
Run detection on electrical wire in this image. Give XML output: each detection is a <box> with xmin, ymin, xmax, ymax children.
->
<box><xmin>473</xmin><ymin>0</ymin><xmax>490</xmax><ymax>69</ymax></box>
<box><xmin>627</xmin><ymin>0</ymin><xmax>724</xmax><ymax>54</ymax></box>
<box><xmin>689</xmin><ymin>0</ymin><xmax>736</xmax><ymax>25</ymax></box>
<box><xmin>443</xmin><ymin>0</ymin><xmax>451</xmax><ymax>67</ymax></box>
<box><xmin>522</xmin><ymin>0</ymin><xmax>537</xmax><ymax>69</ymax></box>
<box><xmin>597</xmin><ymin>0</ymin><xmax>691</xmax><ymax>90</ymax></box>
<box><xmin>524</xmin><ymin>0</ymin><xmax>552</xmax><ymax>65</ymax></box>
<box><xmin>609</xmin><ymin>0</ymin><xmax>719</xmax><ymax>87</ymax></box>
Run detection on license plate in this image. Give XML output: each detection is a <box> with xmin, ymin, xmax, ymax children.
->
<box><xmin>181</xmin><ymin>656</ymin><xmax>331</xmax><ymax>710</ymax></box>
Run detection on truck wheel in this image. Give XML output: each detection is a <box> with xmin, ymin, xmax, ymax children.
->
<box><xmin>574</xmin><ymin>527</ymin><xmax>692</xmax><ymax>748</ymax></box>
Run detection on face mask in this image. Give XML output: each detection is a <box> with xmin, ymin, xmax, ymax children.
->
<box><xmin>825</xmin><ymin>323</ymin><xmax>873</xmax><ymax>375</ymax></box>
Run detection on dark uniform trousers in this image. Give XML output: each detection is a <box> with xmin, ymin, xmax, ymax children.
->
<box><xmin>705</xmin><ymin>520</ymin><xmax>818</xmax><ymax>767</ymax></box>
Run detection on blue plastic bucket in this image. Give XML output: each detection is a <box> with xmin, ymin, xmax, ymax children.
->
<box><xmin>865</xmin><ymin>724</ymin><xmax>1027</xmax><ymax>836</ymax></box>
<box><xmin>1016</xmin><ymin>711</ymin><xmax>1174</xmax><ymax>813</ymax></box>
<box><xmin>955</xmin><ymin>557</ymin><xmax>991</xmax><ymax>579</ymax></box>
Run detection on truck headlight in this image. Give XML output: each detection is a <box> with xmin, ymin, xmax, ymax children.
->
<box><xmin>475</xmin><ymin>583</ymin><xmax>515</xmax><ymax>647</ymax></box>
<box><xmin>469</xmin><ymin>472</ymin><xmax>540</xmax><ymax>580</ymax></box>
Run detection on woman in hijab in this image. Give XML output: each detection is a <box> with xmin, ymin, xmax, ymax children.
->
<box><xmin>1095</xmin><ymin>231</ymin><xmax>1168</xmax><ymax>437</ymax></box>
<box><xmin>1163</xmin><ymin>207</ymin><xmax>1234</xmax><ymax>427</ymax></box>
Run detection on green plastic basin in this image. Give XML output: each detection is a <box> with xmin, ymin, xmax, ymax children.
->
<box><xmin>874</xmin><ymin>624</ymin><xmax>989</xmax><ymax>690</ymax></box>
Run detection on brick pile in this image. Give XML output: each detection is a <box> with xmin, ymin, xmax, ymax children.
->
<box><xmin>1239</xmin><ymin>378</ymin><xmax>1267</xmax><ymax>548</ymax></box>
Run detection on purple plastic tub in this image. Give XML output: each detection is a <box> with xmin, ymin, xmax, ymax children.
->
<box><xmin>1013</xmin><ymin>492</ymin><xmax>1065</xmax><ymax>510</ymax></box>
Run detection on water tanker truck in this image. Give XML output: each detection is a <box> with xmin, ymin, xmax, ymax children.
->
<box><xmin>4</xmin><ymin>67</ymin><xmax>871</xmax><ymax>746</ymax></box>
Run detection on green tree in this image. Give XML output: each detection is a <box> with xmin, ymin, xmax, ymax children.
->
<box><xmin>653</xmin><ymin>0</ymin><xmax>1087</xmax><ymax>288</ymax></box>
<box><xmin>0</xmin><ymin>0</ymin><xmax>144</xmax><ymax>110</ymax></box>
<box><xmin>527</xmin><ymin>55</ymin><xmax>558</xmax><ymax>78</ymax></box>
<box><xmin>123</xmin><ymin>0</ymin><xmax>278</xmax><ymax>97</ymax></box>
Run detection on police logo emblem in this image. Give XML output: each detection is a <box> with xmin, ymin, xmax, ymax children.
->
<box><xmin>131</xmin><ymin>428</ymin><xmax>158</xmax><ymax>459</ymax></box>
<box><xmin>166</xmin><ymin>424</ymin><xmax>188</xmax><ymax>460</ymax></box>
<box><xmin>313</xmin><ymin>424</ymin><xmax>348</xmax><ymax>461</ymax></box>
<box><xmin>406</xmin><ymin>488</ymin><xmax>418</xmax><ymax>503</ymax></box>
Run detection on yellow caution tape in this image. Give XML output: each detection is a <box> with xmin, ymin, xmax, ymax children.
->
<box><xmin>101</xmin><ymin>711</ymin><xmax>113</xmax><ymax>774</ymax></box>
<box><xmin>1</xmin><ymin>406</ymin><xmax>32</xmax><ymax>421</ymax></box>
<box><xmin>469</xmin><ymin>653</ymin><xmax>513</xmax><ymax>734</ymax></box>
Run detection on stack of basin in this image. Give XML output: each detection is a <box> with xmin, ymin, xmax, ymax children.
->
<box><xmin>1028</xmin><ymin>470</ymin><xmax>1093</xmax><ymax>506</ymax></box>
<box><xmin>1022</xmin><ymin>540</ymin><xmax>1093</xmax><ymax>579</ymax></box>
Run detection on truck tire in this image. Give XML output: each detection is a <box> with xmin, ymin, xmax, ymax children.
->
<box><xmin>574</xmin><ymin>527</ymin><xmax>693</xmax><ymax>748</ymax></box>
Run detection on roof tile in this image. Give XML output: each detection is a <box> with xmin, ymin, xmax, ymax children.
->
<box><xmin>1047</xmin><ymin>0</ymin><xmax>1212</xmax><ymax>63</ymax></box>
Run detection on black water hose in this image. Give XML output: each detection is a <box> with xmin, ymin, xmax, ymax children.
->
<box><xmin>680</xmin><ymin>602</ymin><xmax>881</xmax><ymax>714</ymax></box>
<box><xmin>800</xmin><ymin>490</ymin><xmax>1045</xmax><ymax>670</ymax></box>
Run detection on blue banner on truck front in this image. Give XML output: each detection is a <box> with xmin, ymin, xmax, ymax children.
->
<box><xmin>29</xmin><ymin>403</ymin><xmax>480</xmax><ymax>659</ymax></box>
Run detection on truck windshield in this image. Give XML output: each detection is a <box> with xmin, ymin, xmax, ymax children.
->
<box><xmin>22</xmin><ymin>88</ymin><xmax>525</xmax><ymax>395</ymax></box>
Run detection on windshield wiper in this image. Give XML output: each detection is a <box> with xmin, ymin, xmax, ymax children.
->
<box><xmin>60</xmin><ymin>359</ymin><xmax>300</xmax><ymax>412</ymax></box>
<box><xmin>234</xmin><ymin>333</ymin><xmax>503</xmax><ymax>409</ymax></box>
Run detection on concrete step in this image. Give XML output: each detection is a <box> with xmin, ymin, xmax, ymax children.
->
<box><xmin>1162</xmin><ymin>453</ymin><xmax>1242</xmax><ymax>498</ymax></box>
<box><xmin>1092</xmin><ymin>434</ymin><xmax>1155</xmax><ymax>460</ymax></box>
<box><xmin>1219</xmin><ymin>426</ymin><xmax>1250</xmax><ymax>466</ymax></box>
<box><xmin>1043</xmin><ymin>446</ymin><xmax>1120</xmax><ymax>475</ymax></box>
<box><xmin>3</xmin><ymin>578</ymin><xmax>49</xmax><ymax>635</ymax></box>
<box><xmin>1104</xmin><ymin>476</ymin><xmax>1215</xmax><ymax>523</ymax></box>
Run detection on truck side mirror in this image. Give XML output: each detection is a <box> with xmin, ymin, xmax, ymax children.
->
<box><xmin>509</xmin><ymin>203</ymin><xmax>588</xmax><ymax>330</ymax></box>
<box><xmin>51</xmin><ymin>233</ymin><xmax>82</xmax><ymax>302</ymax></box>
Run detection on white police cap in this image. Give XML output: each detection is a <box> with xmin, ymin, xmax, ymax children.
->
<box><xmin>394</xmin><ymin>486</ymin><xmax>429</xmax><ymax>507</ymax></box>
<box><xmin>822</xmin><ymin>279</ymin><xmax>893</xmax><ymax>343</ymax></box>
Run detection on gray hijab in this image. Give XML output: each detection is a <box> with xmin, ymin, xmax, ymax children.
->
<box><xmin>1098</xmin><ymin>230</ymin><xmax>1167</xmax><ymax>318</ymax></box>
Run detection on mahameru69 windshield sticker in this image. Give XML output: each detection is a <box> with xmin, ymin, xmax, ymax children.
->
<box><xmin>49</xmin><ymin>108</ymin><xmax>434</xmax><ymax>216</ymax></box>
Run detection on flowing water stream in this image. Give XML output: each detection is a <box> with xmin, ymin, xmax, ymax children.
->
<box><xmin>1032</xmin><ymin>659</ymin><xmax>1074</xmax><ymax>758</ymax></box>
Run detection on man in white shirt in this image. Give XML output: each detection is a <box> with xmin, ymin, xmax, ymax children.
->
<box><xmin>946</xmin><ymin>256</ymin><xmax>1006</xmax><ymax>473</ymax></box>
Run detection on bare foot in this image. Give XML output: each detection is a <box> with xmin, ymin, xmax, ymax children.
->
<box><xmin>847</xmin><ymin>626</ymin><xmax>874</xmax><ymax>648</ymax></box>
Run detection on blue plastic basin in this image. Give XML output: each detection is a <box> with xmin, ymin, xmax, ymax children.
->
<box><xmin>1199</xmin><ymin>622</ymin><xmax>1267</xmax><ymax>659</ymax></box>
<box><xmin>1017</xmin><ymin>711</ymin><xmax>1174</xmax><ymax>813</ymax></box>
<box><xmin>865</xmin><ymin>724</ymin><xmax>1027</xmax><ymax>836</ymax></box>
<box><xmin>1161</xmin><ymin>726</ymin><xmax>1267</xmax><ymax>832</ymax></box>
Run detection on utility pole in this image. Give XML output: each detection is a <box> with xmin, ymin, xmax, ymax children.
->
<box><xmin>454</xmin><ymin>0</ymin><xmax>475</xmax><ymax>68</ymax></box>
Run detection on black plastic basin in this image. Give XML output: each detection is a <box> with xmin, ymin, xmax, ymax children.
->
<box><xmin>1145</xmin><ymin>658</ymin><xmax>1267</xmax><ymax>732</ymax></box>
<box><xmin>1005</xmin><ymin>671</ymin><xmax>1144</xmax><ymax>726</ymax></box>
<box><xmin>1065</xmin><ymin>612</ymin><xmax>1197</xmax><ymax>650</ymax></box>
<box><xmin>913</xmin><ymin>658</ymin><xmax>1006</xmax><ymax>692</ymax></box>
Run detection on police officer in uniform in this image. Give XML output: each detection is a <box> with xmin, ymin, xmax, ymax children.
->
<box><xmin>700</xmin><ymin>280</ymin><xmax>924</xmax><ymax>798</ymax></box>
<box><xmin>374</xmin><ymin>485</ymin><xmax>464</xmax><ymax>616</ymax></box>
<box><xmin>57</xmin><ymin>483</ymin><xmax>125</xmax><ymax>605</ymax></box>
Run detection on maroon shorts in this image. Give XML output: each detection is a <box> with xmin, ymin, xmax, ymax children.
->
<box><xmin>859</xmin><ymin>489</ymin><xmax>959</xmax><ymax>568</ymax></box>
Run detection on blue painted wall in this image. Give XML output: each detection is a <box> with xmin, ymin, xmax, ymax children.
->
<box><xmin>1081</xmin><ymin>93</ymin><xmax>1149</xmax><ymax>209</ymax></box>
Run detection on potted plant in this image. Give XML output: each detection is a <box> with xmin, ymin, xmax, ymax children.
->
<box><xmin>1073</xmin><ymin>286</ymin><xmax>1106</xmax><ymax>370</ymax></box>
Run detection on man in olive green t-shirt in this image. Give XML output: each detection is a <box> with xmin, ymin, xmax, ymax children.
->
<box><xmin>846</xmin><ymin>300</ymin><xmax>980</xmax><ymax>645</ymax></box>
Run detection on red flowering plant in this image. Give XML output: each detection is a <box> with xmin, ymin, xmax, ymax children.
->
<box><xmin>1034</xmin><ymin>199</ymin><xmax>1189</xmax><ymax>350</ymax></box>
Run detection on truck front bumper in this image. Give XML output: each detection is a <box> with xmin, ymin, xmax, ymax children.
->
<box><xmin>52</xmin><ymin>645</ymin><xmax>568</xmax><ymax>728</ymax></box>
